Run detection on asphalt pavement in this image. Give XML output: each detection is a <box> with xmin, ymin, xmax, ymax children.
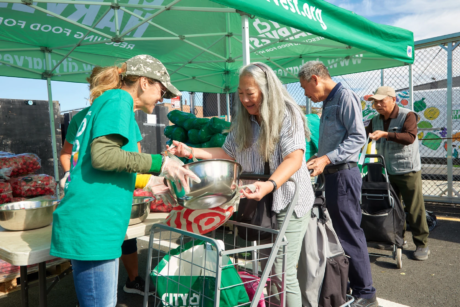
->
<box><xmin>1</xmin><ymin>203</ymin><xmax>459</xmax><ymax>307</ymax></box>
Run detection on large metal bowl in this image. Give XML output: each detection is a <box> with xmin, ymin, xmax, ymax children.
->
<box><xmin>167</xmin><ymin>159</ymin><xmax>242</xmax><ymax>210</ymax></box>
<box><xmin>0</xmin><ymin>197</ymin><xmax>59</xmax><ymax>231</ymax></box>
<box><xmin>129</xmin><ymin>197</ymin><xmax>152</xmax><ymax>225</ymax></box>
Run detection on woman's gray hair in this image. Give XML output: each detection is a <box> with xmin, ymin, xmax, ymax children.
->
<box><xmin>232</xmin><ymin>62</ymin><xmax>310</xmax><ymax>161</ymax></box>
<box><xmin>298</xmin><ymin>60</ymin><xmax>331</xmax><ymax>81</ymax></box>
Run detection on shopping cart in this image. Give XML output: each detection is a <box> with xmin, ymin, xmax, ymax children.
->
<box><xmin>143</xmin><ymin>175</ymin><xmax>354</xmax><ymax>307</ymax></box>
<box><xmin>360</xmin><ymin>154</ymin><xmax>405</xmax><ymax>269</ymax></box>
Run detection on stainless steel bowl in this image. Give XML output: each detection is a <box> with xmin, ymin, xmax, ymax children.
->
<box><xmin>167</xmin><ymin>159</ymin><xmax>242</xmax><ymax>210</ymax></box>
<box><xmin>0</xmin><ymin>197</ymin><xmax>59</xmax><ymax>231</ymax></box>
<box><xmin>128</xmin><ymin>197</ymin><xmax>152</xmax><ymax>225</ymax></box>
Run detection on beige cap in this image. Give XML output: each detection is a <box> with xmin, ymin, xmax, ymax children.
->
<box><xmin>368</xmin><ymin>86</ymin><xmax>396</xmax><ymax>101</ymax></box>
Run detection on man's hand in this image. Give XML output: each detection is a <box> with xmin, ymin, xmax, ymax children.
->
<box><xmin>241</xmin><ymin>181</ymin><xmax>273</xmax><ymax>201</ymax></box>
<box><xmin>306</xmin><ymin>155</ymin><xmax>331</xmax><ymax>177</ymax></box>
<box><xmin>369</xmin><ymin>130</ymin><xmax>388</xmax><ymax>141</ymax></box>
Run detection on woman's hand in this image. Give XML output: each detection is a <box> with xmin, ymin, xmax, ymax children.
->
<box><xmin>167</xmin><ymin>141</ymin><xmax>192</xmax><ymax>158</ymax></box>
<box><xmin>161</xmin><ymin>156</ymin><xmax>201</xmax><ymax>193</ymax></box>
<box><xmin>241</xmin><ymin>181</ymin><xmax>274</xmax><ymax>201</ymax></box>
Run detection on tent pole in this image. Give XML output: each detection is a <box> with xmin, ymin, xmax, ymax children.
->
<box><xmin>408</xmin><ymin>64</ymin><xmax>413</xmax><ymax>111</ymax></box>
<box><xmin>226</xmin><ymin>93</ymin><xmax>231</xmax><ymax>122</ymax></box>
<box><xmin>306</xmin><ymin>98</ymin><xmax>311</xmax><ymax>115</ymax></box>
<box><xmin>241</xmin><ymin>13</ymin><xmax>250</xmax><ymax>66</ymax></box>
<box><xmin>45</xmin><ymin>52</ymin><xmax>60</xmax><ymax>198</ymax></box>
<box><xmin>217</xmin><ymin>93</ymin><xmax>221</xmax><ymax>117</ymax></box>
<box><xmin>380</xmin><ymin>69</ymin><xmax>384</xmax><ymax>86</ymax></box>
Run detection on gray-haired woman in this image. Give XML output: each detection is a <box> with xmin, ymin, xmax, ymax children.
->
<box><xmin>170</xmin><ymin>62</ymin><xmax>315</xmax><ymax>306</ymax></box>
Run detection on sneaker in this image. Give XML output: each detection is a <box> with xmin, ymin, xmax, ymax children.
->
<box><xmin>351</xmin><ymin>296</ymin><xmax>379</xmax><ymax>307</ymax></box>
<box><xmin>374</xmin><ymin>240</ymin><xmax>408</xmax><ymax>250</ymax></box>
<box><xmin>123</xmin><ymin>276</ymin><xmax>155</xmax><ymax>296</ymax></box>
<box><xmin>413</xmin><ymin>246</ymin><xmax>430</xmax><ymax>261</ymax></box>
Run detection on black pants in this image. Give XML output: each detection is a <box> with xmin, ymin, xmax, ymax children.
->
<box><xmin>325</xmin><ymin>166</ymin><xmax>376</xmax><ymax>299</ymax></box>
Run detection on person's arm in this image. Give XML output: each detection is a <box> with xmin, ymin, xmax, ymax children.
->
<box><xmin>243</xmin><ymin>149</ymin><xmax>304</xmax><ymax>201</ymax></box>
<box><xmin>387</xmin><ymin>112</ymin><xmax>417</xmax><ymax>145</ymax></box>
<box><xmin>91</xmin><ymin>134</ymin><xmax>163</xmax><ymax>173</ymax></box>
<box><xmin>326</xmin><ymin>91</ymin><xmax>367</xmax><ymax>164</ymax></box>
<box><xmin>369</xmin><ymin>113</ymin><xmax>417</xmax><ymax>145</ymax></box>
<box><xmin>137</xmin><ymin>142</ymin><xmax>141</xmax><ymax>153</ymax></box>
<box><xmin>169</xmin><ymin>141</ymin><xmax>232</xmax><ymax>160</ymax></box>
<box><xmin>59</xmin><ymin>140</ymin><xmax>73</xmax><ymax>172</ymax></box>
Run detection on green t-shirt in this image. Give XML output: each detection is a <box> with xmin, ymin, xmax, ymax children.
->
<box><xmin>51</xmin><ymin>89</ymin><xmax>142</xmax><ymax>260</ymax></box>
<box><xmin>66</xmin><ymin>107</ymin><xmax>142</xmax><ymax>145</ymax></box>
<box><xmin>305</xmin><ymin>113</ymin><xmax>320</xmax><ymax>161</ymax></box>
<box><xmin>66</xmin><ymin>107</ymin><xmax>90</xmax><ymax>145</ymax></box>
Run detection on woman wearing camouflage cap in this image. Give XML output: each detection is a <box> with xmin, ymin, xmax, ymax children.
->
<box><xmin>50</xmin><ymin>55</ymin><xmax>200</xmax><ymax>307</ymax></box>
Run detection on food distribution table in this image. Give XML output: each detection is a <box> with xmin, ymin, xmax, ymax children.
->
<box><xmin>0</xmin><ymin>212</ymin><xmax>169</xmax><ymax>307</ymax></box>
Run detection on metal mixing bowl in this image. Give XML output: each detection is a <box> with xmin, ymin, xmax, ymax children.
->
<box><xmin>129</xmin><ymin>197</ymin><xmax>152</xmax><ymax>225</ymax></box>
<box><xmin>0</xmin><ymin>197</ymin><xmax>59</xmax><ymax>231</ymax></box>
<box><xmin>167</xmin><ymin>159</ymin><xmax>242</xmax><ymax>210</ymax></box>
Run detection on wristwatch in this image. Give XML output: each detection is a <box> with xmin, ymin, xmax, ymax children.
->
<box><xmin>268</xmin><ymin>179</ymin><xmax>277</xmax><ymax>192</ymax></box>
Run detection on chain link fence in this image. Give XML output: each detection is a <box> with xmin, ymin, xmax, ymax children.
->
<box><xmin>171</xmin><ymin>37</ymin><xmax>459</xmax><ymax>203</ymax></box>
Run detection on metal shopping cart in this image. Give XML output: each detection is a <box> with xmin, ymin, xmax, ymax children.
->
<box><xmin>143</xmin><ymin>176</ymin><xmax>354</xmax><ymax>307</ymax></box>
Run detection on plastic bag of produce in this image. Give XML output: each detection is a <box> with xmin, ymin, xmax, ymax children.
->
<box><xmin>10</xmin><ymin>174</ymin><xmax>56</xmax><ymax>197</ymax></box>
<box><xmin>150</xmin><ymin>198</ymin><xmax>173</xmax><ymax>213</ymax></box>
<box><xmin>167</xmin><ymin>110</ymin><xmax>196</xmax><ymax>127</ymax></box>
<box><xmin>171</xmin><ymin>126</ymin><xmax>188</xmax><ymax>142</ymax></box>
<box><xmin>209</xmin><ymin>133</ymin><xmax>227</xmax><ymax>147</ymax></box>
<box><xmin>164</xmin><ymin>126</ymin><xmax>176</xmax><ymax>139</ymax></box>
<box><xmin>0</xmin><ymin>154</ymin><xmax>41</xmax><ymax>178</ymax></box>
<box><xmin>183</xmin><ymin>118</ymin><xmax>196</xmax><ymax>131</ymax></box>
<box><xmin>11</xmin><ymin>197</ymin><xmax>28</xmax><ymax>202</ymax></box>
<box><xmin>187</xmin><ymin>129</ymin><xmax>201</xmax><ymax>144</ymax></box>
<box><xmin>188</xmin><ymin>118</ymin><xmax>210</xmax><ymax>131</ymax></box>
<box><xmin>197</xmin><ymin>125</ymin><xmax>213</xmax><ymax>143</ymax></box>
<box><xmin>208</xmin><ymin>117</ymin><xmax>231</xmax><ymax>134</ymax></box>
<box><xmin>0</xmin><ymin>182</ymin><xmax>13</xmax><ymax>205</ymax></box>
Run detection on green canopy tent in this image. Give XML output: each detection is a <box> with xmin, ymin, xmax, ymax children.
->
<box><xmin>0</xmin><ymin>0</ymin><xmax>414</xmax><ymax>199</ymax></box>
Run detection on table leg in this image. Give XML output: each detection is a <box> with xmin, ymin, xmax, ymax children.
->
<box><xmin>20</xmin><ymin>266</ymin><xmax>29</xmax><ymax>307</ymax></box>
<box><xmin>39</xmin><ymin>262</ymin><xmax>48</xmax><ymax>307</ymax></box>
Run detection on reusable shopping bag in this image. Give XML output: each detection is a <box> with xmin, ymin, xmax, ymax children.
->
<box><xmin>151</xmin><ymin>239</ymin><xmax>249</xmax><ymax>307</ymax></box>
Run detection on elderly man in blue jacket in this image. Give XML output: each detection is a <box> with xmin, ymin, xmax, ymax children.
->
<box><xmin>300</xmin><ymin>61</ymin><xmax>377</xmax><ymax>307</ymax></box>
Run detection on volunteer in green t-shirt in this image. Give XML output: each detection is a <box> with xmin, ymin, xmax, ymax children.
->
<box><xmin>305</xmin><ymin>112</ymin><xmax>321</xmax><ymax>161</ymax></box>
<box><xmin>61</xmin><ymin>106</ymin><xmax>150</xmax><ymax>297</ymax></box>
<box><xmin>51</xmin><ymin>55</ymin><xmax>200</xmax><ymax>307</ymax></box>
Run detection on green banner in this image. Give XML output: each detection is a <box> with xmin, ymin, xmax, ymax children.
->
<box><xmin>0</xmin><ymin>0</ymin><xmax>414</xmax><ymax>93</ymax></box>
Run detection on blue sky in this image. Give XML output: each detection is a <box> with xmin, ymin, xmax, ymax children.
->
<box><xmin>1</xmin><ymin>0</ymin><xmax>459</xmax><ymax>112</ymax></box>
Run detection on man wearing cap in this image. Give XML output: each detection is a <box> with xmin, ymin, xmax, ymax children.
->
<box><xmin>366</xmin><ymin>86</ymin><xmax>430</xmax><ymax>261</ymax></box>
<box><xmin>299</xmin><ymin>61</ymin><xmax>378</xmax><ymax>307</ymax></box>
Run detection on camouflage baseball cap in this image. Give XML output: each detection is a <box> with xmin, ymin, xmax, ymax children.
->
<box><xmin>124</xmin><ymin>55</ymin><xmax>181</xmax><ymax>99</ymax></box>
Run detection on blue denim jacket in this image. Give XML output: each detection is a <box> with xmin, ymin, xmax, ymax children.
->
<box><xmin>317</xmin><ymin>84</ymin><xmax>366</xmax><ymax>164</ymax></box>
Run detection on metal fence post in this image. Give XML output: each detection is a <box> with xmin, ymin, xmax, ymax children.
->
<box><xmin>408</xmin><ymin>64</ymin><xmax>414</xmax><ymax>111</ymax></box>
<box><xmin>446</xmin><ymin>42</ymin><xmax>455</xmax><ymax>199</ymax></box>
<box><xmin>190</xmin><ymin>92</ymin><xmax>194</xmax><ymax>114</ymax></box>
<box><xmin>306</xmin><ymin>97</ymin><xmax>311</xmax><ymax>114</ymax></box>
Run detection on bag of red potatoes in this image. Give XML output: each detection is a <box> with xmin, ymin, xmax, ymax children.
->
<box><xmin>133</xmin><ymin>189</ymin><xmax>172</xmax><ymax>213</ymax></box>
<box><xmin>10</xmin><ymin>174</ymin><xmax>56</xmax><ymax>197</ymax></box>
<box><xmin>0</xmin><ymin>181</ymin><xmax>13</xmax><ymax>204</ymax></box>
<box><xmin>0</xmin><ymin>153</ymin><xmax>41</xmax><ymax>177</ymax></box>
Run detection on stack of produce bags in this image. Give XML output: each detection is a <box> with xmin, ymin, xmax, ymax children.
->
<box><xmin>164</xmin><ymin>111</ymin><xmax>230</xmax><ymax>163</ymax></box>
<box><xmin>0</xmin><ymin>152</ymin><xmax>56</xmax><ymax>205</ymax></box>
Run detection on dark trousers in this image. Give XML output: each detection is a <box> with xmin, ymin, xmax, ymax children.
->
<box><xmin>389</xmin><ymin>170</ymin><xmax>429</xmax><ymax>248</ymax></box>
<box><xmin>325</xmin><ymin>166</ymin><xmax>376</xmax><ymax>299</ymax></box>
